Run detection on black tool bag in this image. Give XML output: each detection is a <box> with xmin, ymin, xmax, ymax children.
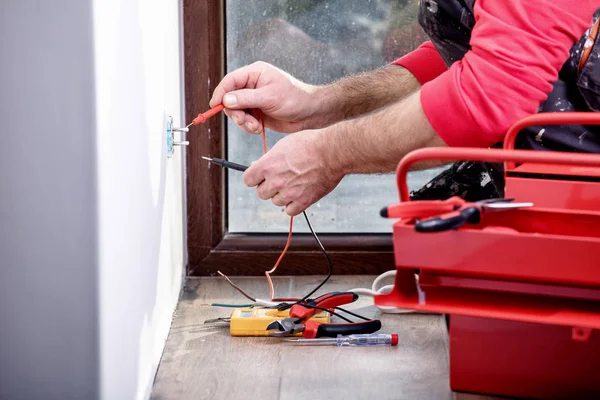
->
<box><xmin>411</xmin><ymin>2</ymin><xmax>600</xmax><ymax>201</ymax></box>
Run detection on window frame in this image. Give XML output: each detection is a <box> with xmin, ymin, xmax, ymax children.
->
<box><xmin>184</xmin><ymin>0</ymin><xmax>394</xmax><ymax>276</ymax></box>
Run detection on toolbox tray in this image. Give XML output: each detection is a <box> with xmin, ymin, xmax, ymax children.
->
<box><xmin>393</xmin><ymin>206</ymin><xmax>600</xmax><ymax>288</ymax></box>
<box><xmin>376</xmin><ymin>112</ymin><xmax>600</xmax><ymax>329</ymax></box>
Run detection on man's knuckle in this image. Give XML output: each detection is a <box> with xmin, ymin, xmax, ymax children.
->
<box><xmin>271</xmin><ymin>179</ymin><xmax>284</xmax><ymax>191</ymax></box>
<box><xmin>280</xmin><ymin>192</ymin><xmax>291</xmax><ymax>204</ymax></box>
<box><xmin>256</xmin><ymin>186</ymin><xmax>269</xmax><ymax>200</ymax></box>
<box><xmin>286</xmin><ymin>206</ymin><xmax>298</xmax><ymax>216</ymax></box>
<box><xmin>242</xmin><ymin>174</ymin><xmax>253</xmax><ymax>187</ymax></box>
<box><xmin>286</xmin><ymin>188</ymin><xmax>300</xmax><ymax>201</ymax></box>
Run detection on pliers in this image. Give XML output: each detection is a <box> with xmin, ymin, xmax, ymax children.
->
<box><xmin>266</xmin><ymin>291</ymin><xmax>381</xmax><ymax>338</ymax></box>
<box><xmin>414</xmin><ymin>197</ymin><xmax>533</xmax><ymax>232</ymax></box>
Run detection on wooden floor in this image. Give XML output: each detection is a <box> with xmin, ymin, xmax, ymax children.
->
<box><xmin>151</xmin><ymin>276</ymin><xmax>506</xmax><ymax>400</ymax></box>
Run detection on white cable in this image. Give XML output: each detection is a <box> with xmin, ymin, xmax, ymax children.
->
<box><xmin>254</xmin><ymin>299</ymin><xmax>281</xmax><ymax>308</ymax></box>
<box><xmin>255</xmin><ymin>271</ymin><xmax>415</xmax><ymax>313</ymax></box>
<box><xmin>349</xmin><ymin>270</ymin><xmax>415</xmax><ymax>314</ymax></box>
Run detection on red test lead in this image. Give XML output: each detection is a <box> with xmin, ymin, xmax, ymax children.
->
<box><xmin>186</xmin><ymin>104</ymin><xmax>225</xmax><ymax>128</ymax></box>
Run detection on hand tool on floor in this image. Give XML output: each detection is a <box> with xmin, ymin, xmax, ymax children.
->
<box><xmin>414</xmin><ymin>197</ymin><xmax>533</xmax><ymax>233</ymax></box>
<box><xmin>266</xmin><ymin>291</ymin><xmax>382</xmax><ymax>338</ymax></box>
<box><xmin>204</xmin><ymin>307</ymin><xmax>330</xmax><ymax>337</ymax></box>
<box><xmin>284</xmin><ymin>333</ymin><xmax>399</xmax><ymax>347</ymax></box>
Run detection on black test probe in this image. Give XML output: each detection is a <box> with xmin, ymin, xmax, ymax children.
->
<box><xmin>202</xmin><ymin>156</ymin><xmax>248</xmax><ymax>172</ymax></box>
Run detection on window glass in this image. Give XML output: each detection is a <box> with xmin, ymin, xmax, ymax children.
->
<box><xmin>226</xmin><ymin>0</ymin><xmax>444</xmax><ymax>233</ymax></box>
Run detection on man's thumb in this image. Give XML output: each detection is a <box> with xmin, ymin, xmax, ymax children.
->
<box><xmin>222</xmin><ymin>88</ymin><xmax>265</xmax><ymax>110</ymax></box>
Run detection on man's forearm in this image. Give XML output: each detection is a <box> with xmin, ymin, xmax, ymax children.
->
<box><xmin>307</xmin><ymin>65</ymin><xmax>421</xmax><ymax>130</ymax></box>
<box><xmin>318</xmin><ymin>90</ymin><xmax>447</xmax><ymax>175</ymax></box>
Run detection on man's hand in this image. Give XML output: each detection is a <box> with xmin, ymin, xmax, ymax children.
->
<box><xmin>211</xmin><ymin>61</ymin><xmax>421</xmax><ymax>135</ymax></box>
<box><xmin>241</xmin><ymin>130</ymin><xmax>344</xmax><ymax>216</ymax></box>
<box><xmin>210</xmin><ymin>62</ymin><xmax>320</xmax><ymax>134</ymax></box>
<box><xmin>241</xmin><ymin>90</ymin><xmax>446</xmax><ymax>216</ymax></box>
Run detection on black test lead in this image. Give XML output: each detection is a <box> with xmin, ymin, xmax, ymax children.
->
<box><xmin>201</xmin><ymin>156</ymin><xmax>248</xmax><ymax>172</ymax></box>
<box><xmin>203</xmin><ymin>154</ymin><xmax>334</xmax><ymax>306</ymax></box>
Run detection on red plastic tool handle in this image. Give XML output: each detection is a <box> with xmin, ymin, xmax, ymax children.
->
<box><xmin>302</xmin><ymin>319</ymin><xmax>382</xmax><ymax>339</ymax></box>
<box><xmin>289</xmin><ymin>292</ymin><xmax>358</xmax><ymax>321</ymax></box>
<box><xmin>381</xmin><ymin>196</ymin><xmax>465</xmax><ymax>219</ymax></box>
<box><xmin>192</xmin><ymin>104</ymin><xmax>225</xmax><ymax>125</ymax></box>
<box><xmin>502</xmin><ymin>112</ymin><xmax>600</xmax><ymax>170</ymax></box>
<box><xmin>396</xmin><ymin>147</ymin><xmax>600</xmax><ymax>202</ymax></box>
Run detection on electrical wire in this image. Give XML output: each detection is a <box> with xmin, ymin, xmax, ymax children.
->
<box><xmin>348</xmin><ymin>270</ymin><xmax>396</xmax><ymax>297</ymax></box>
<box><xmin>297</xmin><ymin>211</ymin><xmax>332</xmax><ymax>301</ymax></box>
<box><xmin>295</xmin><ymin>304</ymin><xmax>353</xmax><ymax>323</ymax></box>
<box><xmin>333</xmin><ymin>307</ymin><xmax>371</xmax><ymax>321</ymax></box>
<box><xmin>265</xmin><ymin>217</ymin><xmax>294</xmax><ymax>300</ymax></box>
<box><xmin>257</xmin><ymin>110</ymin><xmax>297</xmax><ymax>301</ymax></box>
<box><xmin>211</xmin><ymin>108</ymin><xmax>333</xmax><ymax>306</ymax></box>
<box><xmin>197</xmin><ymin>106</ymin><xmax>417</xmax><ymax>319</ymax></box>
<box><xmin>217</xmin><ymin>270</ymin><xmax>257</xmax><ymax>302</ymax></box>
<box><xmin>294</xmin><ymin>304</ymin><xmax>372</xmax><ymax>323</ymax></box>
<box><xmin>253</xmin><ymin>109</ymin><xmax>333</xmax><ymax>305</ymax></box>
<box><xmin>348</xmin><ymin>270</ymin><xmax>416</xmax><ymax>314</ymax></box>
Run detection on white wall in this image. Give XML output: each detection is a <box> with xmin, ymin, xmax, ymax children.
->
<box><xmin>0</xmin><ymin>1</ymin><xmax>187</xmax><ymax>399</ymax></box>
<box><xmin>92</xmin><ymin>1</ymin><xmax>186</xmax><ymax>399</ymax></box>
<box><xmin>0</xmin><ymin>1</ymin><xmax>100</xmax><ymax>398</ymax></box>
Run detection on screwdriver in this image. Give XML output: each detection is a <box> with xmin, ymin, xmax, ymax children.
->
<box><xmin>284</xmin><ymin>333</ymin><xmax>398</xmax><ymax>347</ymax></box>
<box><xmin>202</xmin><ymin>156</ymin><xmax>248</xmax><ymax>172</ymax></box>
<box><xmin>186</xmin><ymin>104</ymin><xmax>225</xmax><ymax>129</ymax></box>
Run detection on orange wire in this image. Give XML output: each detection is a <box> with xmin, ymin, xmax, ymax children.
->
<box><xmin>265</xmin><ymin>218</ymin><xmax>294</xmax><ymax>300</ymax></box>
<box><xmin>257</xmin><ymin>110</ymin><xmax>294</xmax><ymax>300</ymax></box>
<box><xmin>260</xmin><ymin>111</ymin><xmax>268</xmax><ymax>154</ymax></box>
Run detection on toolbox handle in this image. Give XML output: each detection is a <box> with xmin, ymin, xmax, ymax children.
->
<box><xmin>396</xmin><ymin>147</ymin><xmax>600</xmax><ymax>202</ymax></box>
<box><xmin>503</xmin><ymin>112</ymin><xmax>600</xmax><ymax>170</ymax></box>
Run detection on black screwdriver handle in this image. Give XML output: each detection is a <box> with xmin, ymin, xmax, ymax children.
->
<box><xmin>314</xmin><ymin>320</ymin><xmax>382</xmax><ymax>338</ymax></box>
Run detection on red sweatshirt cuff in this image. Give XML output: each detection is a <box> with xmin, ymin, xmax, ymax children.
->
<box><xmin>392</xmin><ymin>41</ymin><xmax>448</xmax><ymax>85</ymax></box>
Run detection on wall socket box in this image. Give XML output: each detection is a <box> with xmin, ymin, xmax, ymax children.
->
<box><xmin>165</xmin><ymin>116</ymin><xmax>188</xmax><ymax>158</ymax></box>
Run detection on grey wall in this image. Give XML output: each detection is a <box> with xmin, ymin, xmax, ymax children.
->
<box><xmin>0</xmin><ymin>1</ymin><xmax>99</xmax><ymax>399</ymax></box>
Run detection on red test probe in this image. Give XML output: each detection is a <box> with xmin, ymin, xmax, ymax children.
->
<box><xmin>186</xmin><ymin>104</ymin><xmax>225</xmax><ymax>128</ymax></box>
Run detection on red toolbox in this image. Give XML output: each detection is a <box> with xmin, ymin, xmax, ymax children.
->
<box><xmin>376</xmin><ymin>113</ymin><xmax>600</xmax><ymax>399</ymax></box>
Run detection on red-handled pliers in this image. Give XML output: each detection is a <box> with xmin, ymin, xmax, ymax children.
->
<box><xmin>380</xmin><ymin>196</ymin><xmax>466</xmax><ymax>220</ymax></box>
<box><xmin>414</xmin><ymin>197</ymin><xmax>533</xmax><ymax>232</ymax></box>
<box><xmin>266</xmin><ymin>292</ymin><xmax>381</xmax><ymax>338</ymax></box>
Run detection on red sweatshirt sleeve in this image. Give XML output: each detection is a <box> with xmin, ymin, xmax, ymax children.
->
<box><xmin>391</xmin><ymin>41</ymin><xmax>448</xmax><ymax>85</ymax></box>
<box><xmin>420</xmin><ymin>0</ymin><xmax>598</xmax><ymax>148</ymax></box>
